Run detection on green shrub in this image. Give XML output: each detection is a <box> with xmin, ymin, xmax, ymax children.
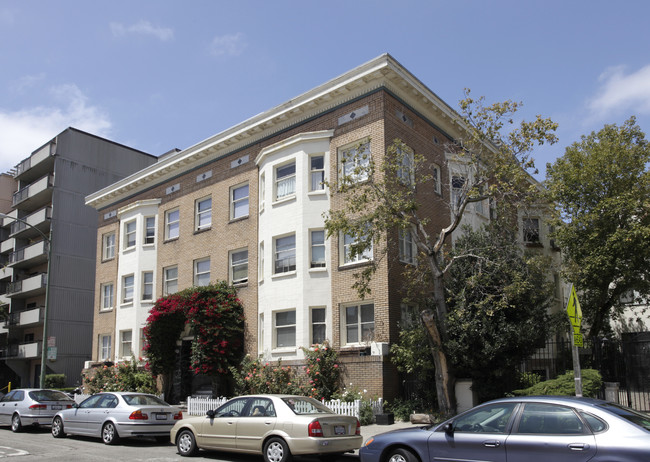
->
<box><xmin>83</xmin><ymin>358</ymin><xmax>157</xmax><ymax>394</ymax></box>
<box><xmin>300</xmin><ymin>342</ymin><xmax>342</xmax><ymax>400</ymax></box>
<box><xmin>385</xmin><ymin>397</ymin><xmax>437</xmax><ymax>422</ymax></box>
<box><xmin>359</xmin><ymin>401</ymin><xmax>374</xmax><ymax>425</ymax></box>
<box><xmin>512</xmin><ymin>369</ymin><xmax>602</xmax><ymax>397</ymax></box>
<box><xmin>230</xmin><ymin>356</ymin><xmax>306</xmax><ymax>395</ymax></box>
<box><xmin>44</xmin><ymin>374</ymin><xmax>66</xmax><ymax>389</ymax></box>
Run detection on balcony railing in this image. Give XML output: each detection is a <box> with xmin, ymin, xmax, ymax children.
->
<box><xmin>1</xmin><ymin>341</ymin><xmax>41</xmax><ymax>359</ymax></box>
<box><xmin>6</xmin><ymin>273</ymin><xmax>47</xmax><ymax>297</ymax></box>
<box><xmin>8</xmin><ymin>207</ymin><xmax>51</xmax><ymax>239</ymax></box>
<box><xmin>8</xmin><ymin>240</ymin><xmax>48</xmax><ymax>267</ymax></box>
<box><xmin>14</xmin><ymin>141</ymin><xmax>56</xmax><ymax>179</ymax></box>
<box><xmin>12</xmin><ymin>174</ymin><xmax>54</xmax><ymax>208</ymax></box>
<box><xmin>4</xmin><ymin>307</ymin><xmax>43</xmax><ymax>328</ymax></box>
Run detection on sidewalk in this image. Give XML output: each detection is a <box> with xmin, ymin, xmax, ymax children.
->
<box><xmin>360</xmin><ymin>420</ymin><xmax>416</xmax><ymax>442</ymax></box>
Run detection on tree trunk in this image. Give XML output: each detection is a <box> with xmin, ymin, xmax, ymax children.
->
<box><xmin>421</xmin><ymin>308</ymin><xmax>456</xmax><ymax>417</ymax></box>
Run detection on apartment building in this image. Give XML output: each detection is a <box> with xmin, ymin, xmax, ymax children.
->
<box><xmin>0</xmin><ymin>128</ymin><xmax>157</xmax><ymax>387</ymax></box>
<box><xmin>86</xmin><ymin>54</ymin><xmax>562</xmax><ymax>401</ymax></box>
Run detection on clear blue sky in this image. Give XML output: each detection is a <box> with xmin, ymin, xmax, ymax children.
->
<box><xmin>2</xmin><ymin>0</ymin><xmax>649</xmax><ymax>181</ymax></box>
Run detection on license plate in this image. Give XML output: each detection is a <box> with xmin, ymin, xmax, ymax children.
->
<box><xmin>51</xmin><ymin>405</ymin><xmax>62</xmax><ymax>410</ymax></box>
<box><xmin>155</xmin><ymin>413</ymin><xmax>168</xmax><ymax>420</ymax></box>
<box><xmin>334</xmin><ymin>425</ymin><xmax>345</xmax><ymax>435</ymax></box>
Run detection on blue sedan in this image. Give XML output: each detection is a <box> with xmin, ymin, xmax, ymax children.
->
<box><xmin>360</xmin><ymin>396</ymin><xmax>650</xmax><ymax>462</ymax></box>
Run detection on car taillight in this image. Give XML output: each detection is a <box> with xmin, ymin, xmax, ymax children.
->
<box><xmin>66</xmin><ymin>405</ymin><xmax>73</xmax><ymax>409</ymax></box>
<box><xmin>29</xmin><ymin>404</ymin><xmax>47</xmax><ymax>410</ymax></box>
<box><xmin>308</xmin><ymin>420</ymin><xmax>323</xmax><ymax>437</ymax></box>
<box><xmin>173</xmin><ymin>411</ymin><xmax>183</xmax><ymax>420</ymax></box>
<box><xmin>129</xmin><ymin>410</ymin><xmax>148</xmax><ymax>420</ymax></box>
<box><xmin>356</xmin><ymin>419</ymin><xmax>361</xmax><ymax>435</ymax></box>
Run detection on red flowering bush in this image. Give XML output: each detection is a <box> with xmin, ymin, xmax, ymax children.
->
<box><xmin>301</xmin><ymin>341</ymin><xmax>342</xmax><ymax>400</ymax></box>
<box><xmin>231</xmin><ymin>356</ymin><xmax>305</xmax><ymax>395</ymax></box>
<box><xmin>83</xmin><ymin>358</ymin><xmax>157</xmax><ymax>394</ymax></box>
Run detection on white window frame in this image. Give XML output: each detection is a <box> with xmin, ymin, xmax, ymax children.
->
<box><xmin>259</xmin><ymin>241</ymin><xmax>265</xmax><ymax>283</ymax></box>
<box><xmin>195</xmin><ymin>197</ymin><xmax>212</xmax><ymax>231</ymax></box>
<box><xmin>398</xmin><ymin>228</ymin><xmax>417</xmax><ymax>265</ymax></box>
<box><xmin>311</xmin><ymin>307</ymin><xmax>327</xmax><ymax>345</ymax></box>
<box><xmin>274</xmin><ymin>161</ymin><xmax>296</xmax><ymax>201</ymax></box>
<box><xmin>339</xmin><ymin>140</ymin><xmax>371</xmax><ymax>183</ymax></box>
<box><xmin>124</xmin><ymin>220</ymin><xmax>137</xmax><ymax>250</ymax></box>
<box><xmin>396</xmin><ymin>145</ymin><xmax>414</xmax><ymax>186</ymax></box>
<box><xmin>165</xmin><ymin>208</ymin><xmax>180</xmax><ymax>240</ymax></box>
<box><xmin>163</xmin><ymin>265</ymin><xmax>178</xmax><ymax>295</ymax></box>
<box><xmin>139</xmin><ymin>328</ymin><xmax>146</xmax><ymax>357</ymax></box>
<box><xmin>142</xmin><ymin>271</ymin><xmax>153</xmax><ymax>301</ymax></box>
<box><xmin>230</xmin><ymin>248</ymin><xmax>249</xmax><ymax>284</ymax></box>
<box><xmin>258</xmin><ymin>313</ymin><xmax>264</xmax><ymax>353</ymax></box>
<box><xmin>259</xmin><ymin>172</ymin><xmax>266</xmax><ymax>213</ymax></box>
<box><xmin>342</xmin><ymin>232</ymin><xmax>373</xmax><ymax>265</ymax></box>
<box><xmin>274</xmin><ymin>234</ymin><xmax>296</xmax><ymax>274</ymax></box>
<box><xmin>310</xmin><ymin>229</ymin><xmax>326</xmax><ymax>268</ymax></box>
<box><xmin>122</xmin><ymin>274</ymin><xmax>134</xmax><ymax>304</ymax></box>
<box><xmin>342</xmin><ymin>302</ymin><xmax>375</xmax><ymax>345</ymax></box>
<box><xmin>309</xmin><ymin>154</ymin><xmax>325</xmax><ymax>192</ymax></box>
<box><xmin>120</xmin><ymin>330</ymin><xmax>133</xmax><ymax>358</ymax></box>
<box><xmin>99</xmin><ymin>334</ymin><xmax>111</xmax><ymax>361</ymax></box>
<box><xmin>101</xmin><ymin>283</ymin><xmax>114</xmax><ymax>311</ymax></box>
<box><xmin>194</xmin><ymin>257</ymin><xmax>211</xmax><ymax>287</ymax></box>
<box><xmin>451</xmin><ymin>175</ymin><xmax>466</xmax><ymax>212</ymax></box>
<box><xmin>230</xmin><ymin>183</ymin><xmax>249</xmax><ymax>220</ymax></box>
<box><xmin>102</xmin><ymin>232</ymin><xmax>116</xmax><ymax>260</ymax></box>
<box><xmin>431</xmin><ymin>163</ymin><xmax>441</xmax><ymax>194</ymax></box>
<box><xmin>144</xmin><ymin>216</ymin><xmax>156</xmax><ymax>245</ymax></box>
<box><xmin>274</xmin><ymin>309</ymin><xmax>296</xmax><ymax>349</ymax></box>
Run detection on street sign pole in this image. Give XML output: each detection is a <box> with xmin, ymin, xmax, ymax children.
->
<box><xmin>566</xmin><ymin>285</ymin><xmax>583</xmax><ymax>397</ymax></box>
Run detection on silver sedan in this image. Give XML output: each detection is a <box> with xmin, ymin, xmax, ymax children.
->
<box><xmin>51</xmin><ymin>392</ymin><xmax>182</xmax><ymax>444</ymax></box>
<box><xmin>0</xmin><ymin>389</ymin><xmax>74</xmax><ymax>432</ymax></box>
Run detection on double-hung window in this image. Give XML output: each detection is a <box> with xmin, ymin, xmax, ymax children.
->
<box><xmin>101</xmin><ymin>283</ymin><xmax>114</xmax><ymax>310</ymax></box>
<box><xmin>99</xmin><ymin>334</ymin><xmax>111</xmax><ymax>361</ymax></box>
<box><xmin>195</xmin><ymin>197</ymin><xmax>212</xmax><ymax>231</ymax></box>
<box><xmin>165</xmin><ymin>208</ymin><xmax>180</xmax><ymax>240</ymax></box>
<box><xmin>342</xmin><ymin>232</ymin><xmax>372</xmax><ymax>264</ymax></box>
<box><xmin>310</xmin><ymin>230</ymin><xmax>326</xmax><ymax>268</ymax></box>
<box><xmin>122</xmin><ymin>275</ymin><xmax>134</xmax><ymax>303</ymax></box>
<box><xmin>451</xmin><ymin>176</ymin><xmax>466</xmax><ymax>212</ymax></box>
<box><xmin>120</xmin><ymin>330</ymin><xmax>132</xmax><ymax>358</ymax></box>
<box><xmin>230</xmin><ymin>249</ymin><xmax>248</xmax><ymax>284</ymax></box>
<box><xmin>311</xmin><ymin>307</ymin><xmax>326</xmax><ymax>345</ymax></box>
<box><xmin>344</xmin><ymin>303</ymin><xmax>375</xmax><ymax>344</ymax></box>
<box><xmin>310</xmin><ymin>155</ymin><xmax>325</xmax><ymax>191</ymax></box>
<box><xmin>274</xmin><ymin>234</ymin><xmax>296</xmax><ymax>274</ymax></box>
<box><xmin>396</xmin><ymin>146</ymin><xmax>414</xmax><ymax>186</ymax></box>
<box><xmin>124</xmin><ymin>220</ymin><xmax>136</xmax><ymax>249</ymax></box>
<box><xmin>103</xmin><ymin>232</ymin><xmax>115</xmax><ymax>260</ymax></box>
<box><xmin>398</xmin><ymin>228</ymin><xmax>416</xmax><ymax>264</ymax></box>
<box><xmin>144</xmin><ymin>217</ymin><xmax>156</xmax><ymax>244</ymax></box>
<box><xmin>431</xmin><ymin>163</ymin><xmax>441</xmax><ymax>194</ymax></box>
<box><xmin>231</xmin><ymin>184</ymin><xmax>249</xmax><ymax>219</ymax></box>
<box><xmin>194</xmin><ymin>258</ymin><xmax>210</xmax><ymax>287</ymax></box>
<box><xmin>340</xmin><ymin>141</ymin><xmax>370</xmax><ymax>183</ymax></box>
<box><xmin>523</xmin><ymin>218</ymin><xmax>540</xmax><ymax>244</ymax></box>
<box><xmin>142</xmin><ymin>271</ymin><xmax>153</xmax><ymax>300</ymax></box>
<box><xmin>164</xmin><ymin>266</ymin><xmax>178</xmax><ymax>295</ymax></box>
<box><xmin>275</xmin><ymin>162</ymin><xmax>296</xmax><ymax>200</ymax></box>
<box><xmin>275</xmin><ymin>310</ymin><xmax>296</xmax><ymax>348</ymax></box>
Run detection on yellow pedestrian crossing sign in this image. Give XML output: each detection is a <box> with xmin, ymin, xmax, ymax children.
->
<box><xmin>566</xmin><ymin>285</ymin><xmax>583</xmax><ymax>347</ymax></box>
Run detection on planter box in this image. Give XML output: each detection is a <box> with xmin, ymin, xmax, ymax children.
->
<box><xmin>375</xmin><ymin>413</ymin><xmax>394</xmax><ymax>425</ymax></box>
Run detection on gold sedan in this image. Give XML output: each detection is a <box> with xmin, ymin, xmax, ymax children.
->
<box><xmin>170</xmin><ymin>394</ymin><xmax>362</xmax><ymax>461</ymax></box>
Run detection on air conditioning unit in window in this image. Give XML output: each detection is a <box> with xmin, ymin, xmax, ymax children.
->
<box><xmin>370</xmin><ymin>342</ymin><xmax>389</xmax><ymax>356</ymax></box>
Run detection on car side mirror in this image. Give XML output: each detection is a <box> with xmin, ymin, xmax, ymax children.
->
<box><xmin>443</xmin><ymin>422</ymin><xmax>454</xmax><ymax>436</ymax></box>
<box><xmin>206</xmin><ymin>409</ymin><xmax>216</xmax><ymax>418</ymax></box>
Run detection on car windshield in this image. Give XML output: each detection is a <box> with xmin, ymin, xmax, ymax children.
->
<box><xmin>283</xmin><ymin>397</ymin><xmax>331</xmax><ymax>415</ymax></box>
<box><xmin>123</xmin><ymin>394</ymin><xmax>168</xmax><ymax>406</ymax></box>
<box><xmin>29</xmin><ymin>390</ymin><xmax>73</xmax><ymax>402</ymax></box>
<box><xmin>597</xmin><ymin>403</ymin><xmax>650</xmax><ymax>431</ymax></box>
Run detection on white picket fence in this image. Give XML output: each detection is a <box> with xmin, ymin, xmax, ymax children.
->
<box><xmin>186</xmin><ymin>396</ymin><xmax>383</xmax><ymax>420</ymax></box>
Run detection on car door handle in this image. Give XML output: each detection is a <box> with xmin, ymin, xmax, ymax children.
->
<box><xmin>568</xmin><ymin>443</ymin><xmax>590</xmax><ymax>451</ymax></box>
<box><xmin>483</xmin><ymin>440</ymin><xmax>501</xmax><ymax>448</ymax></box>
<box><xmin>264</xmin><ymin>421</ymin><xmax>273</xmax><ymax>425</ymax></box>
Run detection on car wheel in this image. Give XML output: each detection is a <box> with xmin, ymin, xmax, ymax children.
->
<box><xmin>177</xmin><ymin>429</ymin><xmax>198</xmax><ymax>457</ymax></box>
<box><xmin>387</xmin><ymin>448</ymin><xmax>418</xmax><ymax>462</ymax></box>
<box><xmin>11</xmin><ymin>414</ymin><xmax>22</xmax><ymax>433</ymax></box>
<box><xmin>263</xmin><ymin>437</ymin><xmax>292</xmax><ymax>462</ymax></box>
<box><xmin>102</xmin><ymin>421</ymin><xmax>120</xmax><ymax>445</ymax></box>
<box><xmin>51</xmin><ymin>416</ymin><xmax>66</xmax><ymax>438</ymax></box>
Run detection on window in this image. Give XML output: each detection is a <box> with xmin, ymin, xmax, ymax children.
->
<box><xmin>103</xmin><ymin>232</ymin><xmax>116</xmax><ymax>260</ymax></box>
<box><xmin>259</xmin><ymin>241</ymin><xmax>265</xmax><ymax>282</ymax></box>
<box><xmin>450</xmin><ymin>402</ymin><xmax>517</xmax><ymax>434</ymax></box>
<box><xmin>523</xmin><ymin>218</ymin><xmax>540</xmax><ymax>244</ymax></box>
<box><xmin>344</xmin><ymin>303</ymin><xmax>374</xmax><ymax>344</ymax></box>
<box><xmin>144</xmin><ymin>217</ymin><xmax>156</xmax><ymax>244</ymax></box>
<box><xmin>142</xmin><ymin>271</ymin><xmax>153</xmax><ymax>300</ymax></box>
<box><xmin>120</xmin><ymin>330</ymin><xmax>132</xmax><ymax>358</ymax></box>
<box><xmin>275</xmin><ymin>310</ymin><xmax>296</xmax><ymax>348</ymax></box>
<box><xmin>310</xmin><ymin>155</ymin><xmax>325</xmax><ymax>191</ymax></box>
<box><xmin>230</xmin><ymin>249</ymin><xmax>248</xmax><ymax>284</ymax></box>
<box><xmin>342</xmin><ymin>232</ymin><xmax>372</xmax><ymax>264</ymax></box>
<box><xmin>310</xmin><ymin>230</ymin><xmax>326</xmax><ymax>268</ymax></box>
<box><xmin>101</xmin><ymin>283</ymin><xmax>114</xmax><ymax>310</ymax></box>
<box><xmin>259</xmin><ymin>173</ymin><xmax>266</xmax><ymax>212</ymax></box>
<box><xmin>259</xmin><ymin>313</ymin><xmax>264</xmax><ymax>352</ymax></box>
<box><xmin>139</xmin><ymin>328</ymin><xmax>146</xmax><ymax>357</ymax></box>
<box><xmin>99</xmin><ymin>334</ymin><xmax>111</xmax><ymax>361</ymax></box>
<box><xmin>396</xmin><ymin>146</ymin><xmax>414</xmax><ymax>186</ymax></box>
<box><xmin>275</xmin><ymin>161</ymin><xmax>296</xmax><ymax>200</ymax></box>
<box><xmin>231</xmin><ymin>184</ymin><xmax>249</xmax><ymax>219</ymax></box>
<box><xmin>195</xmin><ymin>197</ymin><xmax>212</xmax><ymax>231</ymax></box>
<box><xmin>164</xmin><ymin>266</ymin><xmax>178</xmax><ymax>295</ymax></box>
<box><xmin>274</xmin><ymin>234</ymin><xmax>296</xmax><ymax>274</ymax></box>
<box><xmin>340</xmin><ymin>141</ymin><xmax>370</xmax><ymax>183</ymax></box>
<box><xmin>311</xmin><ymin>307</ymin><xmax>326</xmax><ymax>345</ymax></box>
<box><xmin>124</xmin><ymin>220</ymin><xmax>136</xmax><ymax>249</ymax></box>
<box><xmin>451</xmin><ymin>175</ymin><xmax>466</xmax><ymax>211</ymax></box>
<box><xmin>398</xmin><ymin>228</ymin><xmax>416</xmax><ymax>264</ymax></box>
<box><xmin>431</xmin><ymin>163</ymin><xmax>441</xmax><ymax>194</ymax></box>
<box><xmin>194</xmin><ymin>258</ymin><xmax>210</xmax><ymax>287</ymax></box>
<box><xmin>517</xmin><ymin>403</ymin><xmax>585</xmax><ymax>434</ymax></box>
<box><xmin>400</xmin><ymin>303</ymin><xmax>418</xmax><ymax>328</ymax></box>
<box><xmin>122</xmin><ymin>275</ymin><xmax>134</xmax><ymax>303</ymax></box>
<box><xmin>165</xmin><ymin>208</ymin><xmax>180</xmax><ymax>240</ymax></box>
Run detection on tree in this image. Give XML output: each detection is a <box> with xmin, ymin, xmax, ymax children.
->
<box><xmin>445</xmin><ymin>222</ymin><xmax>556</xmax><ymax>401</ymax></box>
<box><xmin>324</xmin><ymin>90</ymin><xmax>557</xmax><ymax>416</ymax></box>
<box><xmin>545</xmin><ymin>117</ymin><xmax>650</xmax><ymax>339</ymax></box>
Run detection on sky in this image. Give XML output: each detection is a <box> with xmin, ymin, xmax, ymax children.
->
<box><xmin>1</xmin><ymin>0</ymin><xmax>650</xmax><ymax>181</ymax></box>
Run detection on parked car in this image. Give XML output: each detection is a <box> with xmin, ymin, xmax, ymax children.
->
<box><xmin>360</xmin><ymin>395</ymin><xmax>650</xmax><ymax>462</ymax></box>
<box><xmin>51</xmin><ymin>392</ymin><xmax>182</xmax><ymax>444</ymax></box>
<box><xmin>0</xmin><ymin>388</ymin><xmax>74</xmax><ymax>432</ymax></box>
<box><xmin>170</xmin><ymin>394</ymin><xmax>362</xmax><ymax>461</ymax></box>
